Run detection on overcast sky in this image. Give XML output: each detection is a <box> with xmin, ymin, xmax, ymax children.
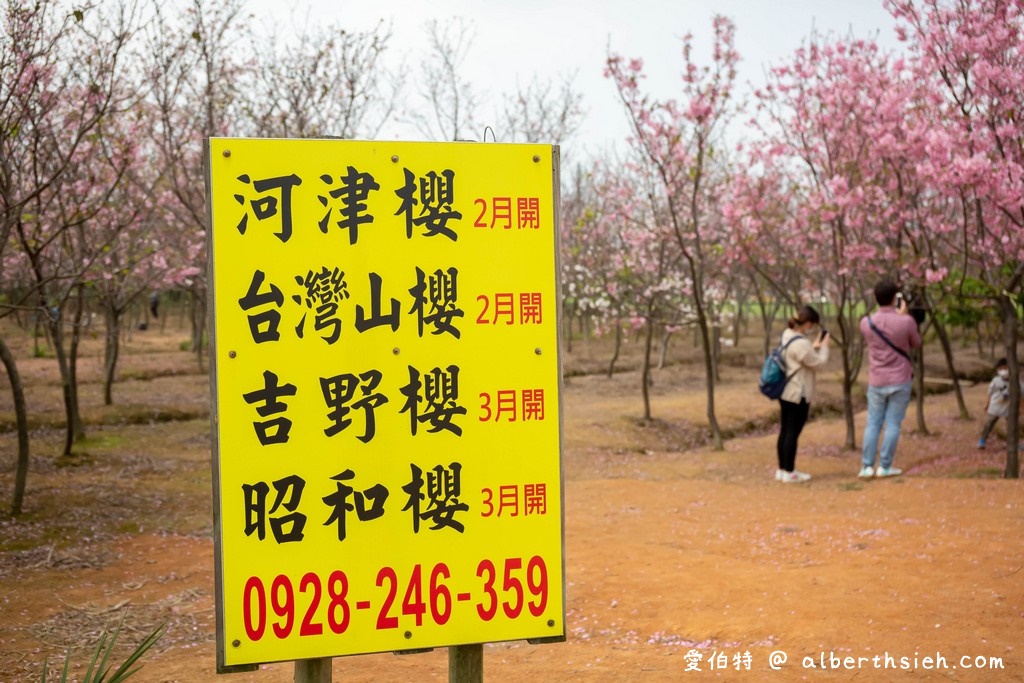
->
<box><xmin>245</xmin><ymin>0</ymin><xmax>904</xmax><ymax>155</ymax></box>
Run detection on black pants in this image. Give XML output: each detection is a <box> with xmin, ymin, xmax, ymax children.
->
<box><xmin>980</xmin><ymin>415</ymin><xmax>1001</xmax><ymax>441</ymax></box>
<box><xmin>778</xmin><ymin>398</ymin><xmax>810</xmax><ymax>472</ymax></box>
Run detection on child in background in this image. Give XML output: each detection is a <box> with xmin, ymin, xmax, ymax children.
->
<box><xmin>978</xmin><ymin>358</ymin><xmax>1023</xmax><ymax>448</ymax></box>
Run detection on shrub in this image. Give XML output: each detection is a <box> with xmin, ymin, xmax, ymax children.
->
<box><xmin>42</xmin><ymin>614</ymin><xmax>165</xmax><ymax>683</ymax></box>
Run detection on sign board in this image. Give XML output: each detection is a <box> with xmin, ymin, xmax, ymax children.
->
<box><xmin>206</xmin><ymin>138</ymin><xmax>565</xmax><ymax>671</ymax></box>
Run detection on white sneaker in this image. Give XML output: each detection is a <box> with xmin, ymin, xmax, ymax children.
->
<box><xmin>779</xmin><ymin>470</ymin><xmax>811</xmax><ymax>483</ymax></box>
<box><xmin>875</xmin><ymin>466</ymin><xmax>903</xmax><ymax>478</ymax></box>
<box><xmin>775</xmin><ymin>469</ymin><xmax>785</xmax><ymax>481</ymax></box>
<box><xmin>858</xmin><ymin>466</ymin><xmax>874</xmax><ymax>479</ymax></box>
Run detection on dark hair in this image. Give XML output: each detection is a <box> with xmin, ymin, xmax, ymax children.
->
<box><xmin>788</xmin><ymin>305</ymin><xmax>820</xmax><ymax>329</ymax></box>
<box><xmin>874</xmin><ymin>279</ymin><xmax>899</xmax><ymax>306</ymax></box>
<box><xmin>995</xmin><ymin>358</ymin><xmax>1008</xmax><ymax>369</ymax></box>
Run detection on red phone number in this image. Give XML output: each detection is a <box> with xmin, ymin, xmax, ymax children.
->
<box><xmin>242</xmin><ymin>556</ymin><xmax>550</xmax><ymax>641</ymax></box>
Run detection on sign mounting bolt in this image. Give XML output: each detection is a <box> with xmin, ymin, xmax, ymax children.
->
<box><xmin>223</xmin><ymin>150</ymin><xmax>231</xmax><ymax>158</ymax></box>
<box><xmin>232</xmin><ymin>639</ymin><xmax>240</xmax><ymax>647</ymax></box>
<box><xmin>535</xmin><ymin>347</ymin><xmax>543</xmax><ymax>355</ymax></box>
<box><xmin>533</xmin><ymin>155</ymin><xmax>541</xmax><ymax>163</ymax></box>
<box><xmin>392</xmin><ymin>155</ymin><xmax>399</xmax><ymax>163</ymax></box>
<box><xmin>228</xmin><ymin>350</ymin><xmax>237</xmax><ymax>359</ymax></box>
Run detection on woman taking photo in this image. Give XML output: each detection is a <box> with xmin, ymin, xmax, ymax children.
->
<box><xmin>776</xmin><ymin>305</ymin><xmax>830</xmax><ymax>483</ymax></box>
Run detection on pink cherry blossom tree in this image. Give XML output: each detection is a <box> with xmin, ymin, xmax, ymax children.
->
<box><xmin>1</xmin><ymin>0</ymin><xmax>138</xmax><ymax>512</ymax></box>
<box><xmin>594</xmin><ymin>156</ymin><xmax>694</xmax><ymax>417</ymax></box>
<box><xmin>605</xmin><ymin>15</ymin><xmax>739</xmax><ymax>447</ymax></box>
<box><xmin>559</xmin><ymin>157</ymin><xmax>621</xmax><ymax>356</ymax></box>
<box><xmin>142</xmin><ymin>0</ymin><xmax>250</xmax><ymax>368</ymax></box>
<box><xmin>724</xmin><ymin>154</ymin><xmax>812</xmax><ymax>356</ymax></box>
<box><xmin>751</xmin><ymin>33</ymin><xmax>917</xmax><ymax>448</ymax></box>
<box><xmin>888</xmin><ymin>0</ymin><xmax>1024</xmax><ymax>476</ymax></box>
<box><xmin>79</xmin><ymin>103</ymin><xmax>182</xmax><ymax>406</ymax></box>
<box><xmin>10</xmin><ymin>75</ymin><xmax>142</xmax><ymax>457</ymax></box>
<box><xmin>862</xmin><ymin>81</ymin><xmax>975</xmax><ymax>425</ymax></box>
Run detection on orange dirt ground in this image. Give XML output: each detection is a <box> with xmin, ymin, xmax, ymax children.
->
<box><xmin>1</xmin><ymin>326</ymin><xmax>1022</xmax><ymax>682</ymax></box>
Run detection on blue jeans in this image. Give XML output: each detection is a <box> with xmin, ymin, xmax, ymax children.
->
<box><xmin>861</xmin><ymin>382</ymin><xmax>913</xmax><ymax>469</ymax></box>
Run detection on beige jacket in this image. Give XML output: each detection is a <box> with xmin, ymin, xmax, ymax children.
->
<box><xmin>779</xmin><ymin>328</ymin><xmax>829</xmax><ymax>403</ymax></box>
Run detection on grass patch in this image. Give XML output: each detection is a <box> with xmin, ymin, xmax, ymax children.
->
<box><xmin>55</xmin><ymin>453</ymin><xmax>95</xmax><ymax>467</ymax></box>
<box><xmin>118</xmin><ymin>367</ymin><xmax>203</xmax><ymax>381</ymax></box>
<box><xmin>116</xmin><ymin>521</ymin><xmax>144</xmax><ymax>534</ymax></box>
<box><xmin>0</xmin><ymin>405</ymin><xmax>208</xmax><ymax>435</ymax></box>
<box><xmin>85</xmin><ymin>406</ymin><xmax>208</xmax><ymax>428</ymax></box>
<box><xmin>954</xmin><ymin>467</ymin><xmax>1003</xmax><ymax>479</ymax></box>
<box><xmin>76</xmin><ymin>434</ymin><xmax>126</xmax><ymax>450</ymax></box>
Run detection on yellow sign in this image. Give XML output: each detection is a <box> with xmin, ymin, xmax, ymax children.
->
<box><xmin>206</xmin><ymin>139</ymin><xmax>564</xmax><ymax>670</ymax></box>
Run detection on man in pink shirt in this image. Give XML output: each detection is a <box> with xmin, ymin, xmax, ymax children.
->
<box><xmin>859</xmin><ymin>279</ymin><xmax>922</xmax><ymax>478</ymax></box>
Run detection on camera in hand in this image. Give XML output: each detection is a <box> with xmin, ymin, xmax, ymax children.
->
<box><xmin>899</xmin><ymin>291</ymin><xmax>926</xmax><ymax>326</ymax></box>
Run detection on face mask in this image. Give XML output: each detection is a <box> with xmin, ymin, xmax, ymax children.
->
<box><xmin>998</xmin><ymin>370</ymin><xmax>1009</xmax><ymax>379</ymax></box>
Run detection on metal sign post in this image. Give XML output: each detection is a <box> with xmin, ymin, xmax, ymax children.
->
<box><xmin>295</xmin><ymin>657</ymin><xmax>332</xmax><ymax>683</ymax></box>
<box><xmin>449</xmin><ymin>644</ymin><xmax>482</xmax><ymax>682</ymax></box>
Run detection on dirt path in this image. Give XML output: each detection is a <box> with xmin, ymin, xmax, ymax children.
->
<box><xmin>2</xmin><ymin>333</ymin><xmax>1023</xmax><ymax>681</ymax></box>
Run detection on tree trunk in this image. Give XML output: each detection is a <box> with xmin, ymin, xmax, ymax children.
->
<box><xmin>45</xmin><ymin>315</ymin><xmax>78</xmax><ymax>457</ymax></box>
<box><xmin>695</xmin><ymin>306</ymin><xmax>723</xmax><ymax>450</ymax></box>
<box><xmin>68</xmin><ymin>284</ymin><xmax>86</xmax><ymax>442</ymax></box>
<box><xmin>191</xmin><ymin>288</ymin><xmax>206</xmax><ymax>371</ymax></box>
<box><xmin>103</xmin><ymin>305</ymin><xmax>122</xmax><ymax>405</ymax></box>
<box><xmin>124</xmin><ymin>302</ymin><xmax>135</xmax><ymax>343</ymax></box>
<box><xmin>757</xmin><ymin>293</ymin><xmax>774</xmax><ymax>358</ymax></box>
<box><xmin>1001</xmin><ymin>295</ymin><xmax>1020</xmax><ymax>479</ymax></box>
<box><xmin>837</xmin><ymin>314</ymin><xmax>857</xmax><ymax>451</ymax></box>
<box><xmin>11</xmin><ymin>303</ymin><xmax>25</xmax><ymax>330</ymax></box>
<box><xmin>563</xmin><ymin>308</ymin><xmax>574</xmax><ymax>354</ymax></box>
<box><xmin>178</xmin><ymin>291</ymin><xmax>188</xmax><ymax>330</ymax></box>
<box><xmin>711</xmin><ymin>321</ymin><xmax>721</xmax><ymax>383</ymax></box>
<box><xmin>913</xmin><ymin>336</ymin><xmax>928</xmax><ymax>436</ymax></box>
<box><xmin>159</xmin><ymin>293</ymin><xmax>169</xmax><ymax>334</ymax></box>
<box><xmin>640</xmin><ymin>316</ymin><xmax>655</xmax><ymax>421</ymax></box>
<box><xmin>33</xmin><ymin>313</ymin><xmax>43</xmax><ymax>356</ymax></box>
<box><xmin>931</xmin><ymin>314</ymin><xmax>969</xmax><ymax>419</ymax></box>
<box><xmin>38</xmin><ymin>307</ymin><xmax>54</xmax><ymax>354</ymax></box>
<box><xmin>732</xmin><ymin>303</ymin><xmax>743</xmax><ymax>348</ymax></box>
<box><xmin>607</xmin><ymin>322</ymin><xmax>622</xmax><ymax>379</ymax></box>
<box><xmin>1</xmin><ymin>336</ymin><xmax>31</xmax><ymax>516</ymax></box>
<box><xmin>657</xmin><ymin>327</ymin><xmax>673</xmax><ymax>370</ymax></box>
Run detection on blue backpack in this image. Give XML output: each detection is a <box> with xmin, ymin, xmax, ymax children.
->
<box><xmin>758</xmin><ymin>335</ymin><xmax>802</xmax><ymax>399</ymax></box>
